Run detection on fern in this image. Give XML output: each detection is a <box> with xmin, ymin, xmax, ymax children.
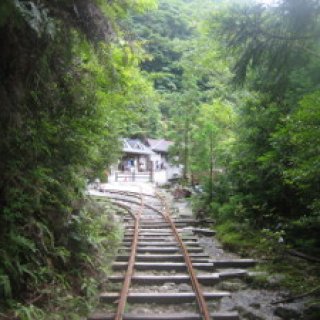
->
<box><xmin>14</xmin><ymin>303</ymin><xmax>45</xmax><ymax>320</ymax></box>
<box><xmin>10</xmin><ymin>232</ymin><xmax>37</xmax><ymax>253</ymax></box>
<box><xmin>0</xmin><ymin>273</ymin><xmax>12</xmax><ymax>298</ymax></box>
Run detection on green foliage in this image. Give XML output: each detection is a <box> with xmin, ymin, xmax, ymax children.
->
<box><xmin>122</xmin><ymin>0</ymin><xmax>320</xmax><ymax>266</ymax></box>
<box><xmin>13</xmin><ymin>303</ymin><xmax>46</xmax><ymax>320</ymax></box>
<box><xmin>127</xmin><ymin>0</ymin><xmax>195</xmax><ymax>91</ymax></box>
<box><xmin>13</xmin><ymin>0</ymin><xmax>55</xmax><ymax>38</ymax></box>
<box><xmin>191</xmin><ymin>101</ymin><xmax>235</xmax><ymax>178</ymax></box>
<box><xmin>216</xmin><ymin>219</ymin><xmax>320</xmax><ymax>294</ymax></box>
<box><xmin>210</xmin><ymin>0</ymin><xmax>320</xmax><ymax>97</ymax></box>
<box><xmin>214</xmin><ymin>220</ymin><xmax>260</xmax><ymax>255</ymax></box>
<box><xmin>2</xmin><ymin>0</ymin><xmax>320</xmax><ymax>314</ymax></box>
<box><xmin>0</xmin><ymin>0</ymin><xmax>156</xmax><ymax>317</ymax></box>
<box><xmin>281</xmin><ymin>91</ymin><xmax>320</xmax><ymax>205</ymax></box>
<box><xmin>0</xmin><ymin>1</ymin><xmax>15</xmax><ymax>27</ymax></box>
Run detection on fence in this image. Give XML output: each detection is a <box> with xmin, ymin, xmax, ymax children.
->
<box><xmin>115</xmin><ymin>171</ymin><xmax>154</xmax><ymax>182</ymax></box>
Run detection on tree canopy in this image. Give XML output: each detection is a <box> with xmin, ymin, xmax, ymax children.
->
<box><xmin>1</xmin><ymin>0</ymin><xmax>320</xmax><ymax>317</ymax></box>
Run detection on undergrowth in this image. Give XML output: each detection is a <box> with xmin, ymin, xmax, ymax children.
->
<box><xmin>215</xmin><ymin>219</ymin><xmax>320</xmax><ymax>295</ymax></box>
<box><xmin>0</xmin><ymin>197</ymin><xmax>121</xmax><ymax>320</ymax></box>
<box><xmin>192</xmin><ymin>195</ymin><xmax>320</xmax><ymax>295</ymax></box>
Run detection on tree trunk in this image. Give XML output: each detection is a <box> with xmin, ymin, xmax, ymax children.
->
<box><xmin>183</xmin><ymin>117</ymin><xmax>189</xmax><ymax>182</ymax></box>
<box><xmin>209</xmin><ymin>130</ymin><xmax>214</xmax><ymax>202</ymax></box>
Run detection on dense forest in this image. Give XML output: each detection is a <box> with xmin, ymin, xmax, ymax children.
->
<box><xmin>130</xmin><ymin>0</ymin><xmax>320</xmax><ymax>253</ymax></box>
<box><xmin>0</xmin><ymin>0</ymin><xmax>320</xmax><ymax>318</ymax></box>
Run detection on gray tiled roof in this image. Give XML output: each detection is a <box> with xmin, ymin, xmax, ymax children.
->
<box><xmin>122</xmin><ymin>138</ymin><xmax>155</xmax><ymax>155</ymax></box>
<box><xmin>147</xmin><ymin>138</ymin><xmax>173</xmax><ymax>153</ymax></box>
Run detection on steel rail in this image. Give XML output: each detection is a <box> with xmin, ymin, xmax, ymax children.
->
<box><xmin>156</xmin><ymin>191</ymin><xmax>212</xmax><ymax>320</ymax></box>
<box><xmin>114</xmin><ymin>191</ymin><xmax>144</xmax><ymax>320</ymax></box>
<box><xmin>98</xmin><ymin>188</ymin><xmax>157</xmax><ymax>199</ymax></box>
<box><xmin>105</xmin><ymin>197</ymin><xmax>164</xmax><ymax>215</ymax></box>
<box><xmin>109</xmin><ymin>201</ymin><xmax>135</xmax><ymax>218</ymax></box>
<box><xmin>105</xmin><ymin>192</ymin><xmax>211</xmax><ymax>319</ymax></box>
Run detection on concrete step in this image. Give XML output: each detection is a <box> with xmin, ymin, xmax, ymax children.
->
<box><xmin>126</xmin><ymin>225</ymin><xmax>172</xmax><ymax>229</ymax></box>
<box><xmin>188</xmin><ymin>228</ymin><xmax>216</xmax><ymax>236</ymax></box>
<box><xmin>112</xmin><ymin>262</ymin><xmax>214</xmax><ymax>271</ymax></box>
<box><xmin>116</xmin><ymin>254</ymin><xmax>210</xmax><ymax>262</ymax></box>
<box><xmin>213</xmin><ymin>259</ymin><xmax>256</xmax><ymax>268</ymax></box>
<box><xmin>100</xmin><ymin>291</ymin><xmax>230</xmax><ymax>303</ymax></box>
<box><xmin>125</xmin><ymin>230</ymin><xmax>193</xmax><ymax>237</ymax></box>
<box><xmin>122</xmin><ymin>241</ymin><xmax>200</xmax><ymax>247</ymax></box>
<box><xmin>123</xmin><ymin>236</ymin><xmax>198</xmax><ymax>242</ymax></box>
<box><xmin>107</xmin><ymin>274</ymin><xmax>220</xmax><ymax>285</ymax></box>
<box><xmin>125</xmin><ymin>229</ymin><xmax>190</xmax><ymax>233</ymax></box>
<box><xmin>89</xmin><ymin>312</ymin><xmax>239</xmax><ymax>320</ymax></box>
<box><xmin>119</xmin><ymin>247</ymin><xmax>203</xmax><ymax>254</ymax></box>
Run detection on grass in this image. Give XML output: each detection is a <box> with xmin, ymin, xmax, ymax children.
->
<box><xmin>215</xmin><ymin>221</ymin><xmax>261</xmax><ymax>256</ymax></box>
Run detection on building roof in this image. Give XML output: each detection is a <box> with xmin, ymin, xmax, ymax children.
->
<box><xmin>122</xmin><ymin>138</ymin><xmax>155</xmax><ymax>155</ymax></box>
<box><xmin>146</xmin><ymin>138</ymin><xmax>173</xmax><ymax>153</ymax></box>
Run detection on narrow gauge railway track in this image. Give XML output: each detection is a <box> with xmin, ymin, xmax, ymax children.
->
<box><xmin>89</xmin><ymin>189</ymin><xmax>256</xmax><ymax>320</ymax></box>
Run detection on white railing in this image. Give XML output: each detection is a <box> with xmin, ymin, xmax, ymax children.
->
<box><xmin>115</xmin><ymin>171</ymin><xmax>153</xmax><ymax>182</ymax></box>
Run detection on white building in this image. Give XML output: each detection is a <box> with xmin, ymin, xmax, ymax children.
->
<box><xmin>110</xmin><ymin>138</ymin><xmax>182</xmax><ymax>184</ymax></box>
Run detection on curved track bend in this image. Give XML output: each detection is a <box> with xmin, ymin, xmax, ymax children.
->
<box><xmin>89</xmin><ymin>188</ymin><xmax>256</xmax><ymax>320</ymax></box>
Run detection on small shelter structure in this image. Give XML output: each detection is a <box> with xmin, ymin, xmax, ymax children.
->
<box><xmin>119</xmin><ymin>138</ymin><xmax>154</xmax><ymax>172</ymax></box>
<box><xmin>110</xmin><ymin>137</ymin><xmax>182</xmax><ymax>184</ymax></box>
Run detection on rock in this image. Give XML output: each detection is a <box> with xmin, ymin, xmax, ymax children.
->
<box><xmin>160</xmin><ymin>285</ymin><xmax>171</xmax><ymax>291</ymax></box>
<box><xmin>248</xmin><ymin>271</ymin><xmax>268</xmax><ymax>277</ymax></box>
<box><xmin>235</xmin><ymin>306</ymin><xmax>265</xmax><ymax>320</ymax></box>
<box><xmin>163</xmin><ymin>282</ymin><xmax>175</xmax><ymax>287</ymax></box>
<box><xmin>161</xmin><ymin>282</ymin><xmax>175</xmax><ymax>291</ymax></box>
<box><xmin>172</xmin><ymin>187</ymin><xmax>192</xmax><ymax>199</ymax></box>
<box><xmin>274</xmin><ymin>306</ymin><xmax>302</xmax><ymax>319</ymax></box>
<box><xmin>303</xmin><ymin>304</ymin><xmax>320</xmax><ymax>320</ymax></box>
<box><xmin>267</xmin><ymin>274</ymin><xmax>286</xmax><ymax>286</ymax></box>
<box><xmin>217</xmin><ymin>280</ymin><xmax>247</xmax><ymax>291</ymax></box>
<box><xmin>250</xmin><ymin>303</ymin><xmax>261</xmax><ymax>309</ymax></box>
<box><xmin>178</xmin><ymin>283</ymin><xmax>192</xmax><ymax>292</ymax></box>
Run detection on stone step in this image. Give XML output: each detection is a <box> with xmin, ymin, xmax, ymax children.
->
<box><xmin>116</xmin><ymin>254</ymin><xmax>210</xmax><ymax>262</ymax></box>
<box><xmin>188</xmin><ymin>228</ymin><xmax>216</xmax><ymax>236</ymax></box>
<box><xmin>219</xmin><ymin>270</ymin><xmax>248</xmax><ymax>279</ymax></box>
<box><xmin>124</xmin><ymin>218</ymin><xmax>196</xmax><ymax>224</ymax></box>
<box><xmin>125</xmin><ymin>232</ymin><xmax>174</xmax><ymax>236</ymax></box>
<box><xmin>89</xmin><ymin>312</ymin><xmax>239</xmax><ymax>320</ymax></box>
<box><xmin>122</xmin><ymin>241</ymin><xmax>200</xmax><ymax>247</ymax></box>
<box><xmin>127</xmin><ymin>220</ymin><xmax>191</xmax><ymax>224</ymax></box>
<box><xmin>126</xmin><ymin>222</ymin><xmax>192</xmax><ymax>227</ymax></box>
<box><xmin>115</xmin><ymin>252</ymin><xmax>255</xmax><ymax>268</ymax></box>
<box><xmin>112</xmin><ymin>262</ymin><xmax>214</xmax><ymax>271</ymax></box>
<box><xmin>123</xmin><ymin>236</ymin><xmax>198</xmax><ymax>242</ymax></box>
<box><xmin>125</xmin><ymin>228</ymin><xmax>188</xmax><ymax>233</ymax></box>
<box><xmin>125</xmin><ymin>232</ymin><xmax>193</xmax><ymax>237</ymax></box>
<box><xmin>126</xmin><ymin>225</ymin><xmax>172</xmax><ymax>229</ymax></box>
<box><xmin>99</xmin><ymin>291</ymin><xmax>230</xmax><ymax>304</ymax></box>
<box><xmin>213</xmin><ymin>259</ymin><xmax>256</xmax><ymax>268</ymax></box>
<box><xmin>119</xmin><ymin>247</ymin><xmax>203</xmax><ymax>254</ymax></box>
<box><xmin>107</xmin><ymin>274</ymin><xmax>220</xmax><ymax>285</ymax></box>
